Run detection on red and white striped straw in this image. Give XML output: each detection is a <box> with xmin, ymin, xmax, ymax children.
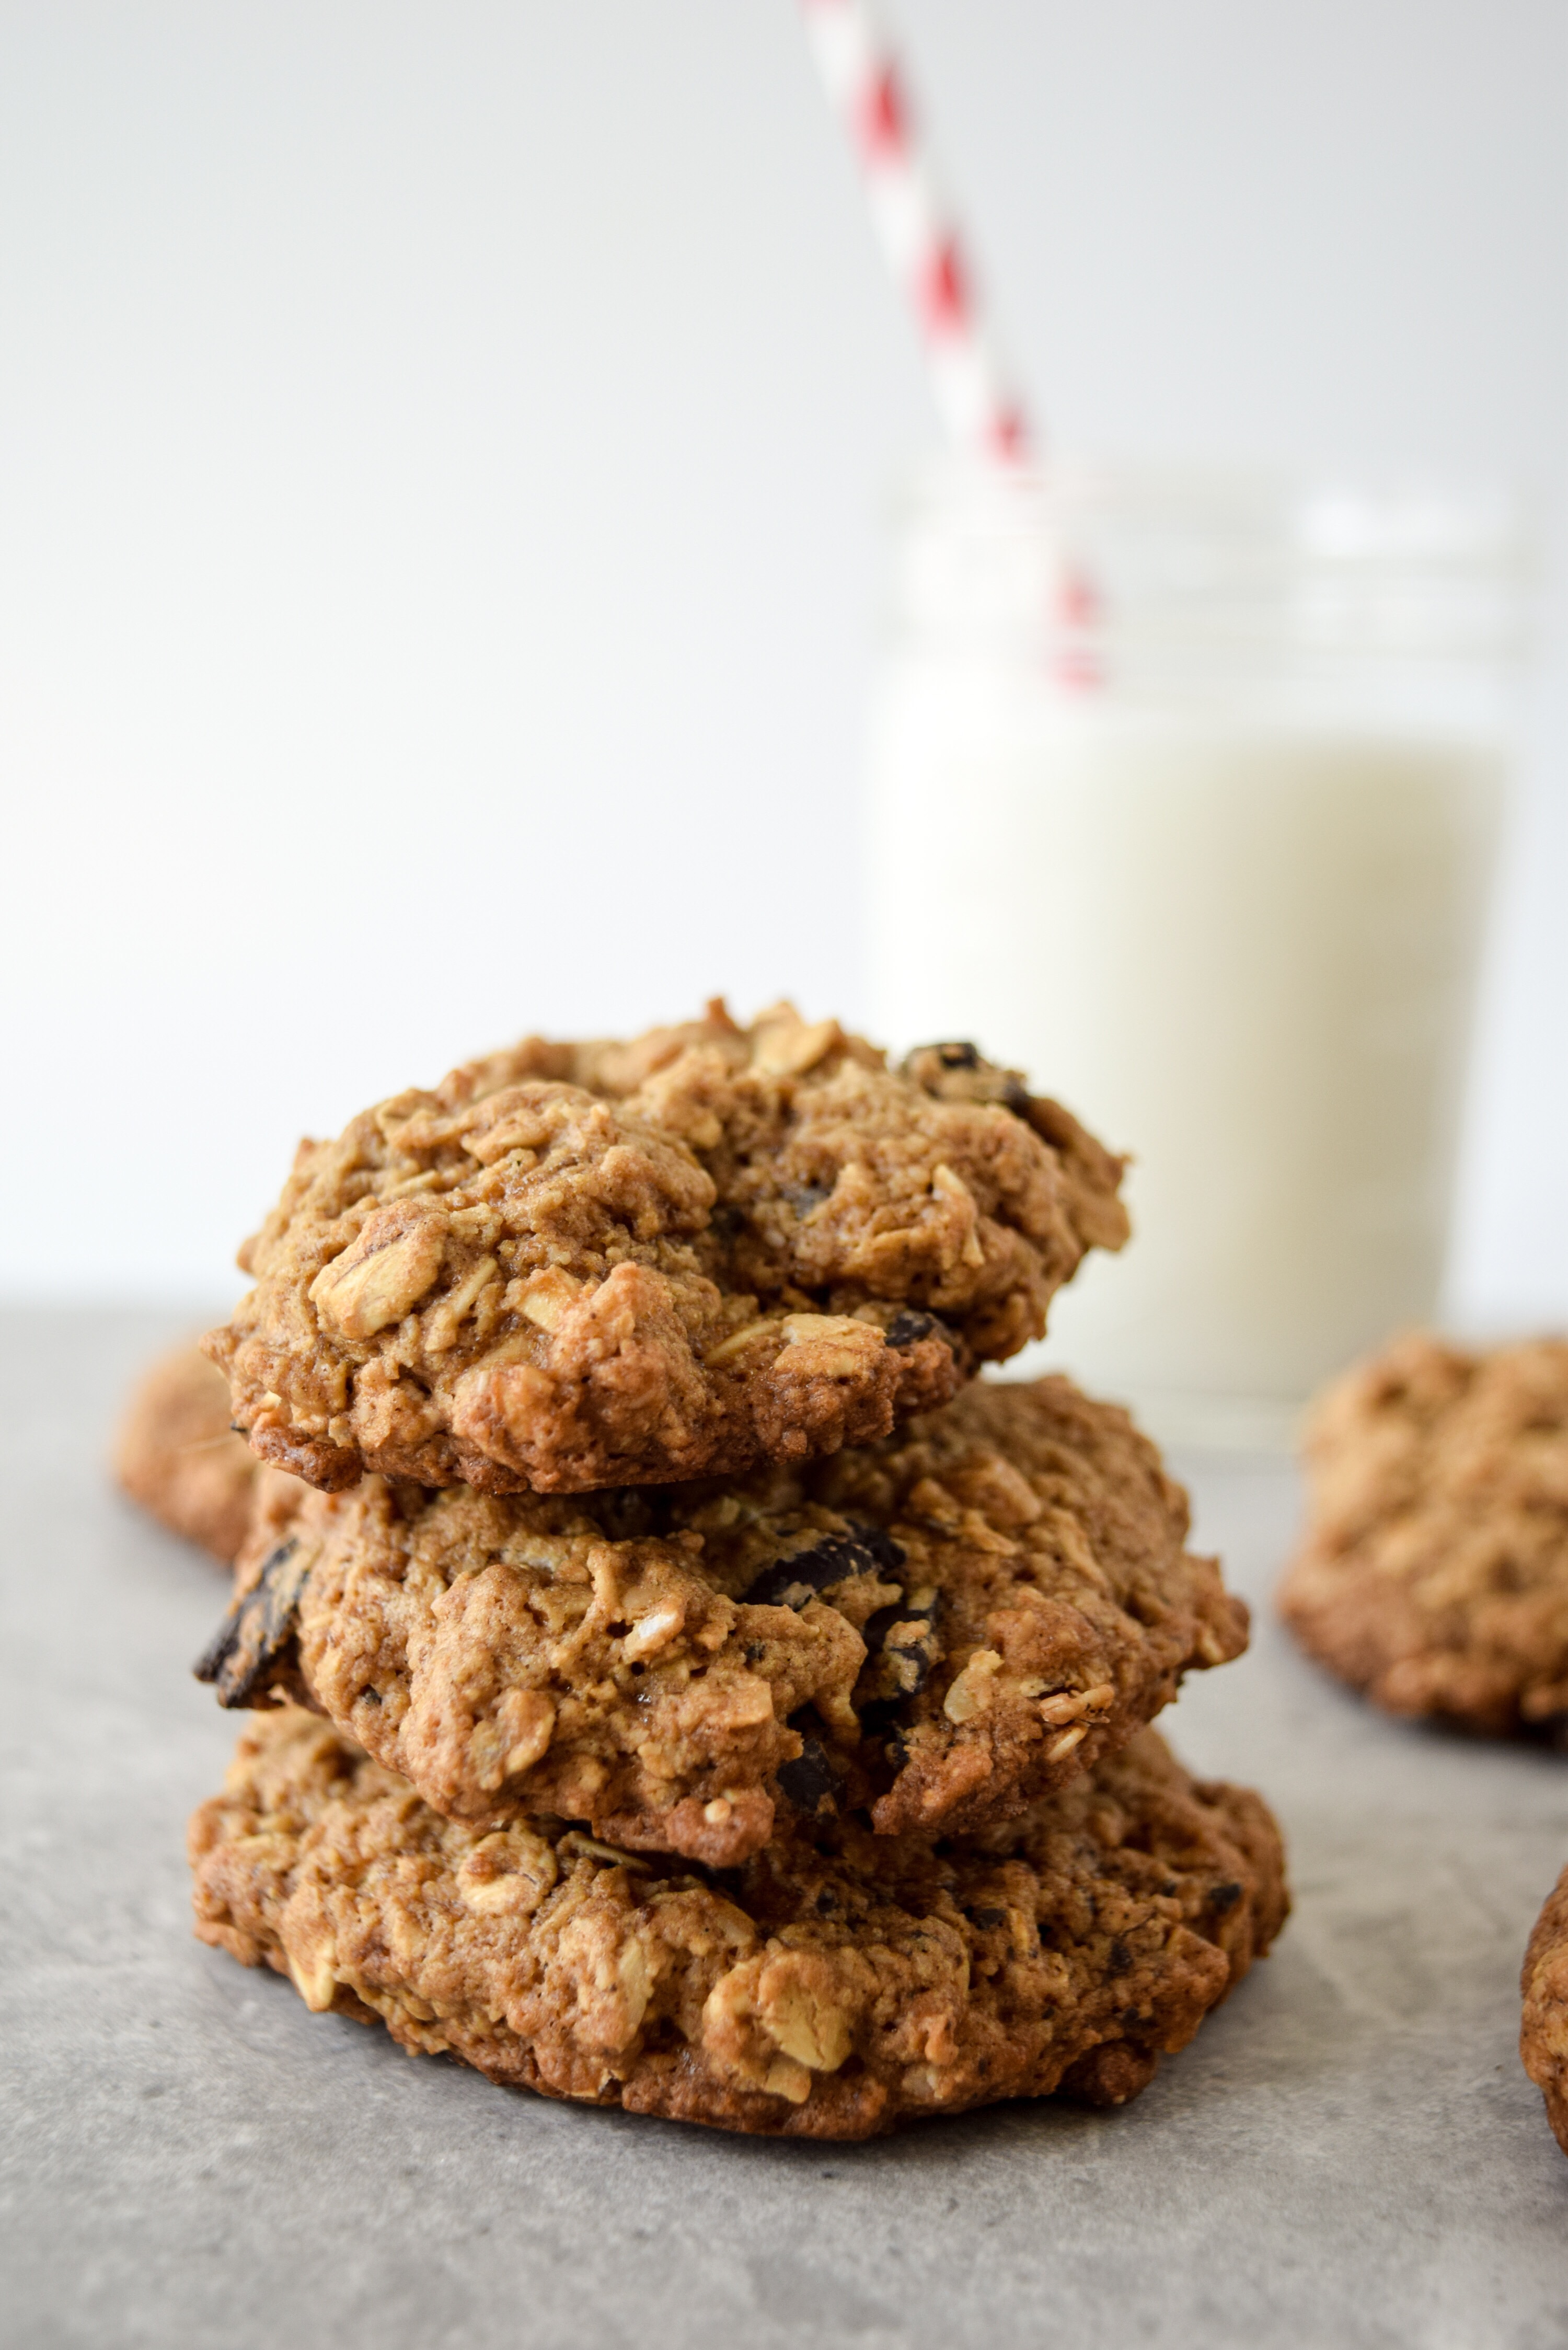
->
<box><xmin>800</xmin><ymin>0</ymin><xmax>1031</xmax><ymax>463</ymax></box>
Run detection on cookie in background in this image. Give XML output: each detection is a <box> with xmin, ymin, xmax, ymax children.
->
<box><xmin>1278</xmin><ymin>1330</ymin><xmax>1568</xmax><ymax>1737</ymax></box>
<box><xmin>1521</xmin><ymin>1863</ymin><xmax>1568</xmax><ymax>2159</ymax></box>
<box><xmin>114</xmin><ymin>1340</ymin><xmax>303</xmax><ymax>1571</ymax></box>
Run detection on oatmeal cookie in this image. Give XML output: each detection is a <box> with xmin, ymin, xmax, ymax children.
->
<box><xmin>194</xmin><ymin>1377</ymin><xmax>1246</xmax><ymax>1868</ymax></box>
<box><xmin>203</xmin><ymin>1004</ymin><xmax>1127</xmax><ymax>1496</ymax></box>
<box><xmin>1278</xmin><ymin>1332</ymin><xmax>1568</xmax><ymax>1735</ymax></box>
<box><xmin>114</xmin><ymin>1341</ymin><xmax>302</xmax><ymax>1569</ymax></box>
<box><xmin>1521</xmin><ymin>1863</ymin><xmax>1568</xmax><ymax>2156</ymax></box>
<box><xmin>190</xmin><ymin>1708</ymin><xmax>1286</xmax><ymax>2141</ymax></box>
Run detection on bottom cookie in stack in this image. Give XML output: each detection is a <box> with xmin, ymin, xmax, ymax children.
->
<box><xmin>190</xmin><ymin>1706</ymin><xmax>1286</xmax><ymax>2141</ymax></box>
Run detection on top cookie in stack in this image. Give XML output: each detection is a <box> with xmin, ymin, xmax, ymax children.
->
<box><xmin>202</xmin><ymin>1000</ymin><xmax>1127</xmax><ymax>1496</ymax></box>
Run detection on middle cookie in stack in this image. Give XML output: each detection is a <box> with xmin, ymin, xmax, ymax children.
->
<box><xmin>200</xmin><ymin>1374</ymin><xmax>1247</xmax><ymax>1865</ymax></box>
<box><xmin>190</xmin><ymin>1004</ymin><xmax>1278</xmax><ymax>2135</ymax></box>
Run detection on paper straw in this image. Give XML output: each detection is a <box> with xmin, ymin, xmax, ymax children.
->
<box><xmin>800</xmin><ymin>0</ymin><xmax>1031</xmax><ymax>461</ymax></box>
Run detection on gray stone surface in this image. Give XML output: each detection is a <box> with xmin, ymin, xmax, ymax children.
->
<box><xmin>3</xmin><ymin>1307</ymin><xmax>1566</xmax><ymax>2350</ymax></box>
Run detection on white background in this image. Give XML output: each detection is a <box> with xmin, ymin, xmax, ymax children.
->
<box><xmin>3</xmin><ymin>0</ymin><xmax>1564</xmax><ymax>1319</ymax></box>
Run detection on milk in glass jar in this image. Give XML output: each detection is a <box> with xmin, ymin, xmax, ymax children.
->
<box><xmin>866</xmin><ymin>465</ymin><xmax>1525</xmax><ymax>1444</ymax></box>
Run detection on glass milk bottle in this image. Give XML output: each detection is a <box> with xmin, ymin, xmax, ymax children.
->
<box><xmin>866</xmin><ymin>464</ymin><xmax>1526</xmax><ymax>1446</ymax></box>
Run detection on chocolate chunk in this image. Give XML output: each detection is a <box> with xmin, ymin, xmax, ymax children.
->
<box><xmin>902</xmin><ymin>1042</ymin><xmax>1034</xmax><ymax>1118</ymax></box>
<box><xmin>592</xmin><ymin>1489</ymin><xmax>659</xmax><ymax>1542</ymax></box>
<box><xmin>741</xmin><ymin>1524</ymin><xmax>906</xmax><ymax>1610</ymax></box>
<box><xmin>884</xmin><ymin>1309</ymin><xmax>931</xmax><ymax>1350</ymax></box>
<box><xmin>971</xmin><ymin>1906</ymin><xmax>1007</xmax><ymax>1930</ymax></box>
<box><xmin>1207</xmin><ymin>1881</ymin><xmax>1242</xmax><ymax>1915</ymax></box>
<box><xmin>1108</xmin><ymin>1938</ymin><xmax>1133</xmax><ymax>1975</ymax></box>
<box><xmin>194</xmin><ymin>1537</ymin><xmax>312</xmax><ymax>1708</ymax></box>
<box><xmin>859</xmin><ymin>1589</ymin><xmax>942</xmax><ymax>1711</ymax></box>
<box><xmin>776</xmin><ymin>1736</ymin><xmax>842</xmax><ymax>1819</ymax></box>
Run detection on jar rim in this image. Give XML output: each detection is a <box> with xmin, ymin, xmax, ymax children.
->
<box><xmin>888</xmin><ymin>456</ymin><xmax>1532</xmax><ymax>573</ymax></box>
<box><xmin>880</xmin><ymin>456</ymin><xmax>1533</xmax><ymax>711</ymax></box>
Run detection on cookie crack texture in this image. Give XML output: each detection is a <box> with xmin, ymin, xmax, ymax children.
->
<box><xmin>204</xmin><ymin>1001</ymin><xmax>1127</xmax><ymax>1496</ymax></box>
<box><xmin>188</xmin><ymin>1711</ymin><xmax>1287</xmax><ymax>2140</ymax></box>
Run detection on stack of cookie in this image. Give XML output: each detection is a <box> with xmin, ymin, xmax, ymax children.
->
<box><xmin>179</xmin><ymin>1001</ymin><xmax>1286</xmax><ymax>2139</ymax></box>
